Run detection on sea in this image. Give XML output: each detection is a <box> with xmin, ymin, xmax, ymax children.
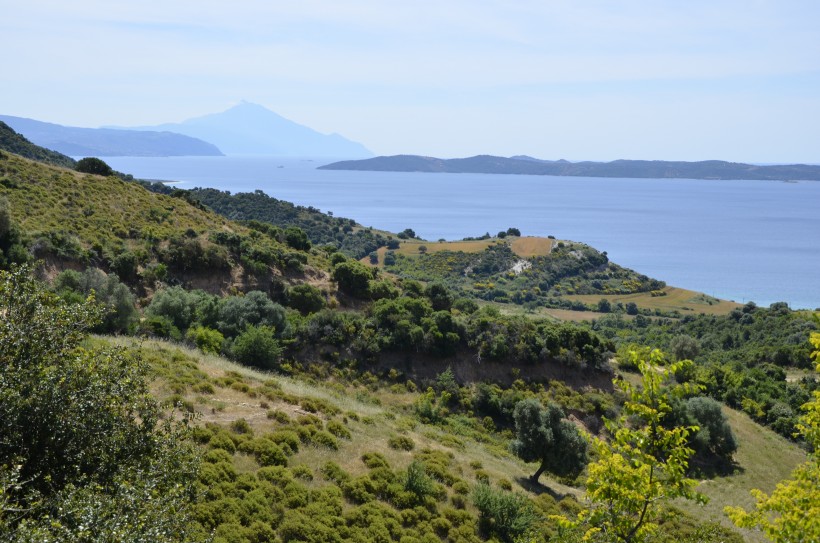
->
<box><xmin>103</xmin><ymin>156</ymin><xmax>820</xmax><ymax>310</ymax></box>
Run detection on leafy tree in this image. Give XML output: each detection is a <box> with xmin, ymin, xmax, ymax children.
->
<box><xmin>725</xmin><ymin>330</ymin><xmax>820</xmax><ymax>541</ymax></box>
<box><xmin>562</xmin><ymin>350</ymin><xmax>705</xmax><ymax>542</ymax></box>
<box><xmin>597</xmin><ymin>298</ymin><xmax>612</xmax><ymax>313</ymax></box>
<box><xmin>670</xmin><ymin>396</ymin><xmax>737</xmax><ymax>466</ymax></box>
<box><xmin>284</xmin><ymin>226</ymin><xmax>311</xmax><ymax>251</ymax></box>
<box><xmin>0</xmin><ymin>266</ymin><xmax>199</xmax><ymax>541</ymax></box>
<box><xmin>54</xmin><ymin>268</ymin><xmax>138</xmax><ymax>333</ymax></box>
<box><xmin>425</xmin><ymin>282</ymin><xmax>454</xmax><ymax>311</ymax></box>
<box><xmin>506</xmin><ymin>227</ymin><xmax>521</xmax><ymax>237</ymax></box>
<box><xmin>217</xmin><ymin>290</ymin><xmax>286</xmax><ymax>338</ymax></box>
<box><xmin>75</xmin><ymin>156</ymin><xmax>114</xmax><ymax>176</ymax></box>
<box><xmin>287</xmin><ymin>283</ymin><xmax>325</xmax><ymax>315</ymax></box>
<box><xmin>231</xmin><ymin>324</ymin><xmax>282</xmax><ymax>369</ymax></box>
<box><xmin>669</xmin><ymin>334</ymin><xmax>701</xmax><ymax>361</ymax></box>
<box><xmin>510</xmin><ymin>399</ymin><xmax>588</xmax><ymax>482</ymax></box>
<box><xmin>332</xmin><ymin>260</ymin><xmax>372</xmax><ymax>298</ymax></box>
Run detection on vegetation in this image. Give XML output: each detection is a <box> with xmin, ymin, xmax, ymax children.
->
<box><xmin>561</xmin><ymin>351</ymin><xmax>706</xmax><ymax>542</ymax></box>
<box><xmin>0</xmin><ymin>122</ymin><xmax>76</xmax><ymax>168</ymax></box>
<box><xmin>0</xmin><ymin>266</ymin><xmax>198</xmax><ymax>541</ymax></box>
<box><xmin>510</xmin><ymin>399</ymin><xmax>588</xmax><ymax>482</ymax></box>
<box><xmin>725</xmin><ymin>330</ymin><xmax>820</xmax><ymax>541</ymax></box>
<box><xmin>0</xmin><ymin>140</ymin><xmax>815</xmax><ymax>543</ymax></box>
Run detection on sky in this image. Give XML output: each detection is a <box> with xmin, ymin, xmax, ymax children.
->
<box><xmin>2</xmin><ymin>1</ymin><xmax>819</xmax><ymax>162</ymax></box>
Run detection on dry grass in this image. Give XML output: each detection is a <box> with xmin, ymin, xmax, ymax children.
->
<box><xmin>395</xmin><ymin>239</ymin><xmax>496</xmax><ymax>255</ymax></box>
<box><xmin>510</xmin><ymin>236</ymin><xmax>555</xmax><ymax>257</ymax></box>
<box><xmin>103</xmin><ymin>335</ymin><xmax>804</xmax><ymax>542</ymax></box>
<box><xmin>565</xmin><ymin>287</ymin><xmax>741</xmax><ymax>316</ymax></box>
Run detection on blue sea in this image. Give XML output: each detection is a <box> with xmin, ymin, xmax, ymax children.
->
<box><xmin>104</xmin><ymin>156</ymin><xmax>820</xmax><ymax>310</ymax></box>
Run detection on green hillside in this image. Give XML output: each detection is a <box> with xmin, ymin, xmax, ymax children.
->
<box><xmin>0</xmin><ymin>120</ymin><xmax>76</xmax><ymax>168</ymax></box>
<box><xmin>1</xmin><ymin>140</ymin><xmax>818</xmax><ymax>543</ymax></box>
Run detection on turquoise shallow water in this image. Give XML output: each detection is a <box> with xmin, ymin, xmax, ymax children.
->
<box><xmin>104</xmin><ymin>156</ymin><xmax>820</xmax><ymax>309</ymax></box>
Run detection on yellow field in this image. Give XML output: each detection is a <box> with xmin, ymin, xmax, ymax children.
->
<box><xmin>565</xmin><ymin>286</ymin><xmax>741</xmax><ymax>316</ymax></box>
<box><xmin>510</xmin><ymin>236</ymin><xmax>555</xmax><ymax>257</ymax></box>
<box><xmin>394</xmin><ymin>239</ymin><xmax>496</xmax><ymax>255</ymax></box>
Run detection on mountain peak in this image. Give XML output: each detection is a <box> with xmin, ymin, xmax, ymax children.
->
<box><xmin>136</xmin><ymin>103</ymin><xmax>372</xmax><ymax>158</ymax></box>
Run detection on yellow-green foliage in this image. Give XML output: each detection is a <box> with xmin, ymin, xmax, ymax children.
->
<box><xmin>725</xmin><ymin>330</ymin><xmax>820</xmax><ymax>541</ymax></box>
<box><xmin>0</xmin><ymin>153</ymin><xmax>237</xmax><ymax>250</ymax></box>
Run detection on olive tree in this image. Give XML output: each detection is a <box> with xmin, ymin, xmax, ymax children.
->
<box><xmin>510</xmin><ymin>398</ymin><xmax>588</xmax><ymax>482</ymax></box>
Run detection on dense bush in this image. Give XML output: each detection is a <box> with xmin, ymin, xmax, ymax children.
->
<box><xmin>231</xmin><ymin>325</ymin><xmax>282</xmax><ymax>369</ymax></box>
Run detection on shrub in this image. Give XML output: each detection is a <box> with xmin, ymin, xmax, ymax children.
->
<box><xmin>230</xmin><ymin>325</ymin><xmax>282</xmax><ymax>369</ymax></box>
<box><xmin>327</xmin><ymin>420</ymin><xmax>352</xmax><ymax>439</ymax></box>
<box><xmin>472</xmin><ymin>482</ymin><xmax>537</xmax><ymax>543</ymax></box>
<box><xmin>388</xmin><ymin>435</ymin><xmax>415</xmax><ymax>451</ymax></box>
<box><xmin>76</xmin><ymin>156</ymin><xmax>114</xmax><ymax>176</ymax></box>
<box><xmin>186</xmin><ymin>325</ymin><xmax>224</xmax><ymax>354</ymax></box>
<box><xmin>287</xmin><ymin>283</ymin><xmax>325</xmax><ymax>314</ymax></box>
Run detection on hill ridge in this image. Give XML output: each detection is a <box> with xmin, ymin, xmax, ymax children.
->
<box><xmin>320</xmin><ymin>154</ymin><xmax>820</xmax><ymax>181</ymax></box>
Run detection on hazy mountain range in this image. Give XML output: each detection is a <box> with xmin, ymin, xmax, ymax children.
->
<box><xmin>319</xmin><ymin>154</ymin><xmax>820</xmax><ymax>181</ymax></box>
<box><xmin>1</xmin><ymin>102</ymin><xmax>372</xmax><ymax>158</ymax></box>
<box><xmin>116</xmin><ymin>102</ymin><xmax>372</xmax><ymax>157</ymax></box>
<box><xmin>0</xmin><ymin>115</ymin><xmax>222</xmax><ymax>157</ymax></box>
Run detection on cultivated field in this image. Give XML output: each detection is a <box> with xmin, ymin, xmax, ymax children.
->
<box><xmin>565</xmin><ymin>287</ymin><xmax>741</xmax><ymax>316</ymax></box>
<box><xmin>510</xmin><ymin>236</ymin><xmax>555</xmax><ymax>257</ymax></box>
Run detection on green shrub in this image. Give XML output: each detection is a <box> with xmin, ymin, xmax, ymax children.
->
<box><xmin>312</xmin><ymin>430</ymin><xmax>340</xmax><ymax>450</ymax></box>
<box><xmin>230</xmin><ymin>325</ymin><xmax>282</xmax><ymax>369</ymax></box>
<box><xmin>327</xmin><ymin>419</ymin><xmax>352</xmax><ymax>439</ymax></box>
<box><xmin>186</xmin><ymin>325</ymin><xmax>224</xmax><ymax>354</ymax></box>
<box><xmin>388</xmin><ymin>435</ymin><xmax>415</xmax><ymax>451</ymax></box>
<box><xmin>472</xmin><ymin>482</ymin><xmax>537</xmax><ymax>543</ymax></box>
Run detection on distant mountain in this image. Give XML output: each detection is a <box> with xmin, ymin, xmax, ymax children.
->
<box><xmin>0</xmin><ymin>121</ymin><xmax>76</xmax><ymax>168</ymax></box>
<box><xmin>123</xmin><ymin>102</ymin><xmax>373</xmax><ymax>157</ymax></box>
<box><xmin>0</xmin><ymin>115</ymin><xmax>223</xmax><ymax>157</ymax></box>
<box><xmin>319</xmin><ymin>154</ymin><xmax>820</xmax><ymax>181</ymax></box>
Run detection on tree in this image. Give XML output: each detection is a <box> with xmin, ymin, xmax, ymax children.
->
<box><xmin>510</xmin><ymin>398</ymin><xmax>588</xmax><ymax>482</ymax></box>
<box><xmin>0</xmin><ymin>266</ymin><xmax>199</xmax><ymax>541</ymax></box>
<box><xmin>562</xmin><ymin>350</ymin><xmax>705</xmax><ymax>543</ymax></box>
<box><xmin>725</xmin><ymin>331</ymin><xmax>820</xmax><ymax>542</ymax></box>
<box><xmin>332</xmin><ymin>260</ymin><xmax>372</xmax><ymax>298</ymax></box>
<box><xmin>670</xmin><ymin>396</ymin><xmax>737</xmax><ymax>466</ymax></box>
<box><xmin>669</xmin><ymin>334</ymin><xmax>701</xmax><ymax>361</ymax></box>
<box><xmin>216</xmin><ymin>290</ymin><xmax>286</xmax><ymax>338</ymax></box>
<box><xmin>230</xmin><ymin>324</ymin><xmax>282</xmax><ymax>369</ymax></box>
<box><xmin>75</xmin><ymin>156</ymin><xmax>114</xmax><ymax>176</ymax></box>
<box><xmin>287</xmin><ymin>283</ymin><xmax>325</xmax><ymax>315</ymax></box>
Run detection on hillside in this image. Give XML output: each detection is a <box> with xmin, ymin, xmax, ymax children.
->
<box><xmin>0</xmin><ymin>149</ymin><xmax>318</xmax><ymax>297</ymax></box>
<box><xmin>122</xmin><ymin>101</ymin><xmax>373</xmax><ymax>157</ymax></box>
<box><xmin>2</xmin><ymin>141</ymin><xmax>818</xmax><ymax>542</ymax></box>
<box><xmin>319</xmin><ymin>154</ymin><xmax>820</xmax><ymax>181</ymax></box>
<box><xmin>0</xmin><ymin>114</ymin><xmax>224</xmax><ymax>157</ymax></box>
<box><xmin>0</xmin><ymin>120</ymin><xmax>76</xmax><ymax>168</ymax></box>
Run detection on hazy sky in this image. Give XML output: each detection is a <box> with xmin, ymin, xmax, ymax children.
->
<box><xmin>3</xmin><ymin>1</ymin><xmax>819</xmax><ymax>161</ymax></box>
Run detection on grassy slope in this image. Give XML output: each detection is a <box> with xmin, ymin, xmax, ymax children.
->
<box><xmin>112</xmin><ymin>336</ymin><xmax>802</xmax><ymax>542</ymax></box>
<box><xmin>676</xmin><ymin>407</ymin><xmax>806</xmax><ymax>542</ymax></box>
<box><xmin>0</xmin><ymin>152</ymin><xmax>239</xmax><ymax>248</ymax></box>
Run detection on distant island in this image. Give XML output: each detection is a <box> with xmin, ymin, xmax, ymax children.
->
<box><xmin>319</xmin><ymin>154</ymin><xmax>820</xmax><ymax>181</ymax></box>
<box><xmin>0</xmin><ymin>115</ymin><xmax>223</xmax><ymax>157</ymax></box>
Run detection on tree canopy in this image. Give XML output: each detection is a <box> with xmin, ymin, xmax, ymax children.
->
<box><xmin>0</xmin><ymin>266</ymin><xmax>199</xmax><ymax>541</ymax></box>
<box><xmin>510</xmin><ymin>398</ymin><xmax>588</xmax><ymax>482</ymax></box>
